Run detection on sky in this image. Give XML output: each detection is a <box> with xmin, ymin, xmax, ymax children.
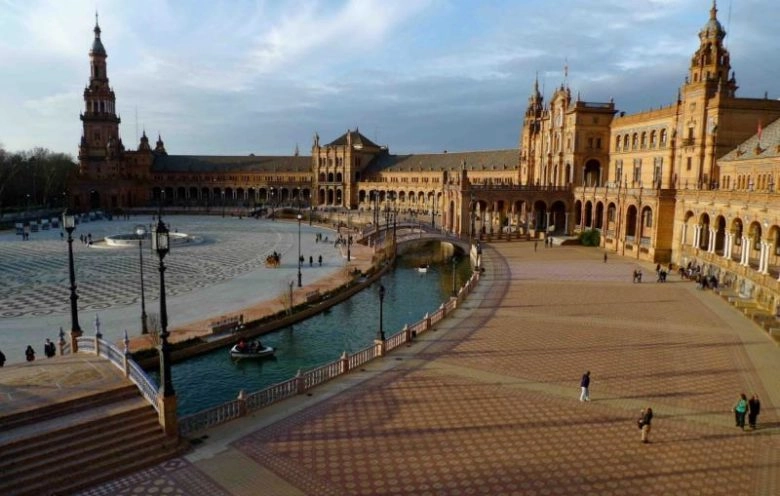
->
<box><xmin>1</xmin><ymin>0</ymin><xmax>779</xmax><ymax>157</ymax></box>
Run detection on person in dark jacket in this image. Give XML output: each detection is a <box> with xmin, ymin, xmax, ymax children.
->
<box><xmin>25</xmin><ymin>345</ymin><xmax>35</xmax><ymax>362</ymax></box>
<box><xmin>639</xmin><ymin>407</ymin><xmax>653</xmax><ymax>443</ymax></box>
<box><xmin>579</xmin><ymin>371</ymin><xmax>591</xmax><ymax>402</ymax></box>
<box><xmin>0</xmin><ymin>349</ymin><xmax>6</xmax><ymax>367</ymax></box>
<box><xmin>748</xmin><ymin>394</ymin><xmax>761</xmax><ymax>430</ymax></box>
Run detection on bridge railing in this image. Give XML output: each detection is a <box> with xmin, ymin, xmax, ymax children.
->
<box><xmin>75</xmin><ymin>336</ymin><xmax>160</xmax><ymax>413</ymax></box>
<box><xmin>178</xmin><ymin>268</ymin><xmax>482</xmax><ymax>437</ymax></box>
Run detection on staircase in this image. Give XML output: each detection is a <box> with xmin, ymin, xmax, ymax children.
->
<box><xmin>0</xmin><ymin>384</ymin><xmax>186</xmax><ymax>496</ymax></box>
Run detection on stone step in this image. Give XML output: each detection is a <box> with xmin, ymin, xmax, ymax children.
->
<box><xmin>0</xmin><ymin>423</ymin><xmax>180</xmax><ymax>495</ymax></box>
<box><xmin>0</xmin><ymin>384</ymin><xmax>140</xmax><ymax>432</ymax></box>
<box><xmin>0</xmin><ymin>396</ymin><xmax>150</xmax><ymax>452</ymax></box>
<box><xmin>0</xmin><ymin>404</ymin><xmax>159</xmax><ymax>474</ymax></box>
<box><xmin>6</xmin><ymin>437</ymin><xmax>186</xmax><ymax>496</ymax></box>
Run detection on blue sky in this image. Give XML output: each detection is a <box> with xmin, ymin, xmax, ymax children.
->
<box><xmin>1</xmin><ymin>0</ymin><xmax>779</xmax><ymax>157</ymax></box>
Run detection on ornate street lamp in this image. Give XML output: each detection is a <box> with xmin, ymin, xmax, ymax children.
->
<box><xmin>152</xmin><ymin>217</ymin><xmax>174</xmax><ymax>397</ymax></box>
<box><xmin>62</xmin><ymin>209</ymin><xmax>82</xmax><ymax>350</ymax></box>
<box><xmin>377</xmin><ymin>284</ymin><xmax>386</xmax><ymax>341</ymax></box>
<box><xmin>297</xmin><ymin>213</ymin><xmax>303</xmax><ymax>288</ymax></box>
<box><xmin>451</xmin><ymin>257</ymin><xmax>458</xmax><ymax>296</ymax></box>
<box><xmin>135</xmin><ymin>224</ymin><xmax>149</xmax><ymax>334</ymax></box>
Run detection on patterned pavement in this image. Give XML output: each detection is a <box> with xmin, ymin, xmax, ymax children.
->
<box><xmin>0</xmin><ymin>215</ymin><xmax>345</xmax><ymax>364</ymax></box>
<box><xmin>77</xmin><ymin>241</ymin><xmax>780</xmax><ymax>495</ymax></box>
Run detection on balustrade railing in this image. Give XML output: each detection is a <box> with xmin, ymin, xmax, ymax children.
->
<box><xmin>73</xmin><ymin>336</ymin><xmax>160</xmax><ymax>413</ymax></box>
<box><xmin>178</xmin><ymin>268</ymin><xmax>482</xmax><ymax>437</ymax></box>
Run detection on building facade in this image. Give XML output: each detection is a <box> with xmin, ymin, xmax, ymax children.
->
<box><xmin>70</xmin><ymin>4</ymin><xmax>780</xmax><ymax>311</ymax></box>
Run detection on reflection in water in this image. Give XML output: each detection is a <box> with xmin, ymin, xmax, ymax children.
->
<box><xmin>164</xmin><ymin>256</ymin><xmax>472</xmax><ymax>415</ymax></box>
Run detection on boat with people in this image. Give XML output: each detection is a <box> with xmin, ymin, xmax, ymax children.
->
<box><xmin>417</xmin><ymin>264</ymin><xmax>429</xmax><ymax>273</ymax></box>
<box><xmin>230</xmin><ymin>339</ymin><xmax>275</xmax><ymax>359</ymax></box>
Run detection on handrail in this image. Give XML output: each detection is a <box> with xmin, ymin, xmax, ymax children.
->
<box><xmin>178</xmin><ymin>265</ymin><xmax>483</xmax><ymax>436</ymax></box>
<box><xmin>74</xmin><ymin>336</ymin><xmax>160</xmax><ymax>413</ymax></box>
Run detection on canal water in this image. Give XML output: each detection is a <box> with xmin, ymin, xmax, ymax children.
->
<box><xmin>165</xmin><ymin>255</ymin><xmax>472</xmax><ymax>415</ymax></box>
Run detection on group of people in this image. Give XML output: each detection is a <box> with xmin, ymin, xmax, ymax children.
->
<box><xmin>235</xmin><ymin>339</ymin><xmax>263</xmax><ymax>353</ymax></box>
<box><xmin>579</xmin><ymin>372</ymin><xmax>763</xmax><ymax>443</ymax></box>
<box><xmin>298</xmin><ymin>255</ymin><xmax>323</xmax><ymax>267</ymax></box>
<box><xmin>0</xmin><ymin>339</ymin><xmax>58</xmax><ymax>366</ymax></box>
<box><xmin>734</xmin><ymin>393</ymin><xmax>761</xmax><ymax>430</ymax></box>
<box><xmin>23</xmin><ymin>339</ymin><xmax>57</xmax><ymax>362</ymax></box>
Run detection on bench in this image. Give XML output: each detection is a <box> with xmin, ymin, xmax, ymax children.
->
<box><xmin>210</xmin><ymin>315</ymin><xmax>242</xmax><ymax>334</ymax></box>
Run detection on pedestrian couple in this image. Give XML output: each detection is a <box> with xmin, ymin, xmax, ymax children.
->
<box><xmin>734</xmin><ymin>393</ymin><xmax>761</xmax><ymax>430</ymax></box>
<box><xmin>579</xmin><ymin>371</ymin><xmax>654</xmax><ymax>443</ymax></box>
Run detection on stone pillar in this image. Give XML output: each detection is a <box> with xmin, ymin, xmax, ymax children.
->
<box><xmin>723</xmin><ymin>232</ymin><xmax>732</xmax><ymax>259</ymax></box>
<box><xmin>374</xmin><ymin>339</ymin><xmax>386</xmax><ymax>357</ymax></box>
<box><xmin>156</xmin><ymin>394</ymin><xmax>178</xmax><ymax>437</ymax></box>
<box><xmin>760</xmin><ymin>241</ymin><xmax>769</xmax><ymax>274</ymax></box>
<box><xmin>564</xmin><ymin>212</ymin><xmax>570</xmax><ymax>234</ymax></box>
<box><xmin>741</xmin><ymin>236</ymin><xmax>750</xmax><ymax>265</ymax></box>
<box><xmin>340</xmin><ymin>351</ymin><xmax>350</xmax><ymax>373</ymax></box>
<box><xmin>693</xmin><ymin>225</ymin><xmax>701</xmax><ymax>249</ymax></box>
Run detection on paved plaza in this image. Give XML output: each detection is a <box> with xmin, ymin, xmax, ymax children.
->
<box><xmin>0</xmin><ymin>215</ymin><xmax>347</xmax><ymax>365</ymax></box>
<box><xmin>73</xmin><ymin>241</ymin><xmax>780</xmax><ymax>495</ymax></box>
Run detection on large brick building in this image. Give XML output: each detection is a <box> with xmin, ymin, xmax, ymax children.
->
<box><xmin>70</xmin><ymin>3</ymin><xmax>780</xmax><ymax>311</ymax></box>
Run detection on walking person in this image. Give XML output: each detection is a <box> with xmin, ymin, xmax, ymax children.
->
<box><xmin>0</xmin><ymin>349</ymin><xmax>5</xmax><ymax>367</ymax></box>
<box><xmin>579</xmin><ymin>371</ymin><xmax>591</xmax><ymax>402</ymax></box>
<box><xmin>44</xmin><ymin>338</ymin><xmax>56</xmax><ymax>358</ymax></box>
<box><xmin>603</xmin><ymin>252</ymin><xmax>608</xmax><ymax>263</ymax></box>
<box><xmin>734</xmin><ymin>393</ymin><xmax>748</xmax><ymax>430</ymax></box>
<box><xmin>25</xmin><ymin>345</ymin><xmax>35</xmax><ymax>362</ymax></box>
<box><xmin>748</xmin><ymin>394</ymin><xmax>761</xmax><ymax>430</ymax></box>
<box><xmin>639</xmin><ymin>407</ymin><xmax>653</xmax><ymax>443</ymax></box>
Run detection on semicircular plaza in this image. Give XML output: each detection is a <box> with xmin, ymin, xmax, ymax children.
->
<box><xmin>0</xmin><ymin>215</ymin><xmax>346</xmax><ymax>365</ymax></box>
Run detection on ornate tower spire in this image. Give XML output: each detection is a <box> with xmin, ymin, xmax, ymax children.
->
<box><xmin>526</xmin><ymin>73</ymin><xmax>543</xmax><ymax>118</ymax></box>
<box><xmin>686</xmin><ymin>0</ymin><xmax>736</xmax><ymax>96</ymax></box>
<box><xmin>79</xmin><ymin>13</ymin><xmax>121</xmax><ymax>166</ymax></box>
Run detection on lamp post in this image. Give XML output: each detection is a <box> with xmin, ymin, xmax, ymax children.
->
<box><xmin>63</xmin><ymin>209</ymin><xmax>82</xmax><ymax>350</ymax></box>
<box><xmin>470</xmin><ymin>194</ymin><xmax>476</xmax><ymax>244</ymax></box>
<box><xmin>431</xmin><ymin>194</ymin><xmax>436</xmax><ymax>229</ymax></box>
<box><xmin>135</xmin><ymin>224</ymin><xmax>149</xmax><ymax>334</ymax></box>
<box><xmin>221</xmin><ymin>190</ymin><xmax>226</xmax><ymax>218</ymax></box>
<box><xmin>152</xmin><ymin>216</ymin><xmax>174</xmax><ymax>397</ymax></box>
<box><xmin>451</xmin><ymin>257</ymin><xmax>457</xmax><ymax>296</ymax></box>
<box><xmin>347</xmin><ymin>234</ymin><xmax>353</xmax><ymax>261</ymax></box>
<box><xmin>297</xmin><ymin>213</ymin><xmax>303</xmax><ymax>288</ymax></box>
<box><xmin>377</xmin><ymin>284</ymin><xmax>385</xmax><ymax>341</ymax></box>
<box><xmin>270</xmin><ymin>187</ymin><xmax>276</xmax><ymax>221</ymax></box>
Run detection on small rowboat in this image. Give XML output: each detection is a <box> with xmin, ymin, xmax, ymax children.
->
<box><xmin>230</xmin><ymin>342</ymin><xmax>275</xmax><ymax>359</ymax></box>
<box><xmin>417</xmin><ymin>264</ymin><xmax>429</xmax><ymax>273</ymax></box>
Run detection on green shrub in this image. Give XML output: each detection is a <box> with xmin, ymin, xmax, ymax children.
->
<box><xmin>579</xmin><ymin>229</ymin><xmax>601</xmax><ymax>246</ymax></box>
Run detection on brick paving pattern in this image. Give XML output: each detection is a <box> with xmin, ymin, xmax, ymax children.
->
<box><xmin>78</xmin><ymin>242</ymin><xmax>780</xmax><ymax>495</ymax></box>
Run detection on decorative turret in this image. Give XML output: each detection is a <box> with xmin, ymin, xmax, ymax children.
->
<box><xmin>687</xmin><ymin>1</ymin><xmax>736</xmax><ymax>96</ymax></box>
<box><xmin>154</xmin><ymin>133</ymin><xmax>167</xmax><ymax>154</ymax></box>
<box><xmin>138</xmin><ymin>130</ymin><xmax>151</xmax><ymax>152</ymax></box>
<box><xmin>526</xmin><ymin>74</ymin><xmax>543</xmax><ymax>118</ymax></box>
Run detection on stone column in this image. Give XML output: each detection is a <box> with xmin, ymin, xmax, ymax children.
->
<box><xmin>723</xmin><ymin>232</ymin><xmax>732</xmax><ymax>259</ymax></box>
<box><xmin>741</xmin><ymin>236</ymin><xmax>750</xmax><ymax>265</ymax></box>
<box><xmin>692</xmin><ymin>225</ymin><xmax>701</xmax><ymax>248</ymax></box>
<box><xmin>564</xmin><ymin>212</ymin><xmax>570</xmax><ymax>234</ymax></box>
<box><xmin>760</xmin><ymin>241</ymin><xmax>769</xmax><ymax>274</ymax></box>
<box><xmin>708</xmin><ymin>228</ymin><xmax>716</xmax><ymax>253</ymax></box>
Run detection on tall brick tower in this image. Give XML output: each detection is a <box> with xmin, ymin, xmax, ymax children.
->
<box><xmin>78</xmin><ymin>13</ymin><xmax>123</xmax><ymax>180</ymax></box>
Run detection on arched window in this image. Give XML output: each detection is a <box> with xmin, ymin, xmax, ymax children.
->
<box><xmin>632</xmin><ymin>133</ymin><xmax>638</xmax><ymax>149</ymax></box>
<box><xmin>660</xmin><ymin>129</ymin><xmax>667</xmax><ymax>146</ymax></box>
